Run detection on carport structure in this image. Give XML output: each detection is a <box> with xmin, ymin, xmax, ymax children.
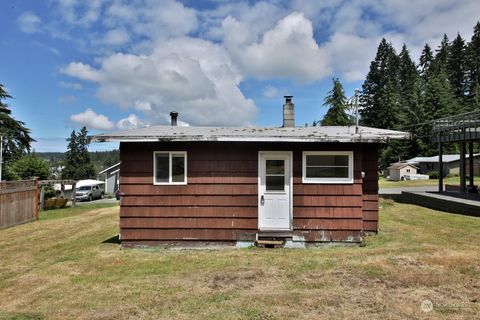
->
<box><xmin>432</xmin><ymin>110</ymin><xmax>480</xmax><ymax>193</ymax></box>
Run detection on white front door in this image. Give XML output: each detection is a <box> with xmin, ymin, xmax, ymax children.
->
<box><xmin>258</xmin><ymin>152</ymin><xmax>292</xmax><ymax>231</ymax></box>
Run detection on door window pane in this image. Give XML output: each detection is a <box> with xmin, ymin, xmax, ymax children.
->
<box><xmin>266</xmin><ymin>159</ymin><xmax>285</xmax><ymax>191</ymax></box>
<box><xmin>155</xmin><ymin>153</ymin><xmax>169</xmax><ymax>183</ymax></box>
<box><xmin>266</xmin><ymin>160</ymin><xmax>284</xmax><ymax>175</ymax></box>
<box><xmin>266</xmin><ymin>176</ymin><xmax>285</xmax><ymax>191</ymax></box>
<box><xmin>172</xmin><ymin>154</ymin><xmax>185</xmax><ymax>183</ymax></box>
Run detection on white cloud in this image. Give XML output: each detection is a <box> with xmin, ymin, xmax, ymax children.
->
<box><xmin>17</xmin><ymin>11</ymin><xmax>41</xmax><ymax>33</ymax></box>
<box><xmin>60</xmin><ymin>81</ymin><xmax>83</xmax><ymax>90</ymax></box>
<box><xmin>224</xmin><ymin>12</ymin><xmax>331</xmax><ymax>82</ymax></box>
<box><xmin>64</xmin><ymin>37</ymin><xmax>256</xmax><ymax>126</ymax></box>
<box><xmin>104</xmin><ymin>28</ymin><xmax>130</xmax><ymax>46</ymax></box>
<box><xmin>62</xmin><ymin>62</ymin><xmax>102</xmax><ymax>82</ymax></box>
<box><xmin>263</xmin><ymin>85</ymin><xmax>279</xmax><ymax>98</ymax></box>
<box><xmin>116</xmin><ymin>114</ymin><xmax>143</xmax><ymax>130</ymax></box>
<box><xmin>70</xmin><ymin>108</ymin><xmax>114</xmax><ymax>130</ymax></box>
<box><xmin>321</xmin><ymin>33</ymin><xmax>380</xmax><ymax>82</ymax></box>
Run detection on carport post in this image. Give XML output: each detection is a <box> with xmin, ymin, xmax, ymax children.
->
<box><xmin>438</xmin><ymin>143</ymin><xmax>443</xmax><ymax>192</ymax></box>
<box><xmin>460</xmin><ymin>142</ymin><xmax>466</xmax><ymax>193</ymax></box>
<box><xmin>469</xmin><ymin>141</ymin><xmax>474</xmax><ymax>190</ymax></box>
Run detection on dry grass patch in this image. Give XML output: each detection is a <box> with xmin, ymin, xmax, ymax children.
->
<box><xmin>0</xmin><ymin>200</ymin><xmax>479</xmax><ymax>319</ymax></box>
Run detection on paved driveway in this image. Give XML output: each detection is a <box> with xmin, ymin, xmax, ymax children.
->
<box><xmin>379</xmin><ymin>186</ymin><xmax>438</xmax><ymax>195</ymax></box>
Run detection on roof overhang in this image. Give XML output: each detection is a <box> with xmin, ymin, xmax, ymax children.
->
<box><xmin>92</xmin><ymin>125</ymin><xmax>410</xmax><ymax>144</ymax></box>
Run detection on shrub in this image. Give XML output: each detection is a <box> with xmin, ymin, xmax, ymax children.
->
<box><xmin>427</xmin><ymin>171</ymin><xmax>439</xmax><ymax>179</ymax></box>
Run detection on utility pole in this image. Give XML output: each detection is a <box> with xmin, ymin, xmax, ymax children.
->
<box><xmin>347</xmin><ymin>89</ymin><xmax>360</xmax><ymax>134</ymax></box>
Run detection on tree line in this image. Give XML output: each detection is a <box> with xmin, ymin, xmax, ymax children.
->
<box><xmin>1</xmin><ymin>84</ymin><xmax>119</xmax><ymax>181</ymax></box>
<box><xmin>321</xmin><ymin>21</ymin><xmax>480</xmax><ymax>168</ymax></box>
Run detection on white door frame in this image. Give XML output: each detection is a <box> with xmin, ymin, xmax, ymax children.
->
<box><xmin>258</xmin><ymin>151</ymin><xmax>293</xmax><ymax>231</ymax></box>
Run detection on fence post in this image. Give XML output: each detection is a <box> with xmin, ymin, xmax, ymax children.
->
<box><xmin>72</xmin><ymin>182</ymin><xmax>77</xmax><ymax>207</ymax></box>
<box><xmin>35</xmin><ymin>178</ymin><xmax>39</xmax><ymax>220</ymax></box>
<box><xmin>40</xmin><ymin>185</ymin><xmax>45</xmax><ymax>211</ymax></box>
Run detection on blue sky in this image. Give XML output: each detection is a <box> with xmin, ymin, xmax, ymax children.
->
<box><xmin>1</xmin><ymin>0</ymin><xmax>478</xmax><ymax>152</ymax></box>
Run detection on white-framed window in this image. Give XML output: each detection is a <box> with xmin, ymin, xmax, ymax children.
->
<box><xmin>153</xmin><ymin>151</ymin><xmax>187</xmax><ymax>185</ymax></box>
<box><xmin>302</xmin><ymin>151</ymin><xmax>354</xmax><ymax>184</ymax></box>
<box><xmin>406</xmin><ymin>168</ymin><xmax>411</xmax><ymax>173</ymax></box>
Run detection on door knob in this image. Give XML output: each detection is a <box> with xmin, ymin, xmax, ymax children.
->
<box><xmin>260</xmin><ymin>195</ymin><xmax>265</xmax><ymax>205</ymax></box>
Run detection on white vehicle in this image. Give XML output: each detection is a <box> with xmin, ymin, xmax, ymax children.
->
<box><xmin>75</xmin><ymin>184</ymin><xmax>104</xmax><ymax>201</ymax></box>
<box><xmin>404</xmin><ymin>174</ymin><xmax>430</xmax><ymax>180</ymax></box>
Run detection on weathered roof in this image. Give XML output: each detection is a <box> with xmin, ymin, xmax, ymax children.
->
<box><xmin>388</xmin><ymin>162</ymin><xmax>418</xmax><ymax>170</ymax></box>
<box><xmin>92</xmin><ymin>125</ymin><xmax>409</xmax><ymax>143</ymax></box>
<box><xmin>407</xmin><ymin>154</ymin><xmax>480</xmax><ymax>164</ymax></box>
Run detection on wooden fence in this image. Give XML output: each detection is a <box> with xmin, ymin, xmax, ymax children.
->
<box><xmin>0</xmin><ymin>179</ymin><xmax>38</xmax><ymax>229</ymax></box>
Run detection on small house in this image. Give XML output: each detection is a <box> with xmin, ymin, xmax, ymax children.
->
<box><xmin>407</xmin><ymin>154</ymin><xmax>480</xmax><ymax>176</ymax></box>
<box><xmin>93</xmin><ymin>97</ymin><xmax>409</xmax><ymax>247</ymax></box>
<box><xmin>99</xmin><ymin>162</ymin><xmax>120</xmax><ymax>194</ymax></box>
<box><xmin>387</xmin><ymin>162</ymin><xmax>418</xmax><ymax>181</ymax></box>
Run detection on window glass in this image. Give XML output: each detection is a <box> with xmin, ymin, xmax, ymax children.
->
<box><xmin>306</xmin><ymin>155</ymin><xmax>348</xmax><ymax>166</ymax></box>
<box><xmin>155</xmin><ymin>153</ymin><xmax>169</xmax><ymax>183</ymax></box>
<box><xmin>172</xmin><ymin>154</ymin><xmax>185</xmax><ymax>183</ymax></box>
<box><xmin>303</xmin><ymin>152</ymin><xmax>352</xmax><ymax>183</ymax></box>
<box><xmin>306</xmin><ymin>166</ymin><xmax>349</xmax><ymax>178</ymax></box>
<box><xmin>266</xmin><ymin>159</ymin><xmax>285</xmax><ymax>191</ymax></box>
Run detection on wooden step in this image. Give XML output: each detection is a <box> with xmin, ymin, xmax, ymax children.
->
<box><xmin>257</xmin><ymin>231</ymin><xmax>293</xmax><ymax>239</ymax></box>
<box><xmin>255</xmin><ymin>240</ymin><xmax>284</xmax><ymax>246</ymax></box>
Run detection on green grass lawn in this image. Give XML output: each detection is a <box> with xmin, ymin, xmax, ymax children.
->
<box><xmin>379</xmin><ymin>176</ymin><xmax>480</xmax><ymax>188</ymax></box>
<box><xmin>0</xmin><ymin>201</ymin><xmax>479</xmax><ymax>319</ymax></box>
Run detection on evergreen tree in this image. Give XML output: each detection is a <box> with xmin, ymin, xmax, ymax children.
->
<box><xmin>431</xmin><ymin>34</ymin><xmax>450</xmax><ymax>74</ymax></box>
<box><xmin>396</xmin><ymin>44</ymin><xmax>424</xmax><ymax>158</ymax></box>
<box><xmin>320</xmin><ymin>78</ymin><xmax>353</xmax><ymax>126</ymax></box>
<box><xmin>419</xmin><ymin>44</ymin><xmax>433</xmax><ymax>80</ymax></box>
<box><xmin>12</xmin><ymin>154</ymin><xmax>50</xmax><ymax>180</ymax></box>
<box><xmin>62</xmin><ymin>127</ymin><xmax>95</xmax><ymax>180</ymax></box>
<box><xmin>466</xmin><ymin>21</ymin><xmax>480</xmax><ymax>110</ymax></box>
<box><xmin>359</xmin><ymin>38</ymin><xmax>400</xmax><ymax>129</ymax></box>
<box><xmin>423</xmin><ymin>68</ymin><xmax>458</xmax><ymax>124</ymax></box>
<box><xmin>0</xmin><ymin>84</ymin><xmax>35</xmax><ymax>164</ymax></box>
<box><xmin>447</xmin><ymin>33</ymin><xmax>467</xmax><ymax>104</ymax></box>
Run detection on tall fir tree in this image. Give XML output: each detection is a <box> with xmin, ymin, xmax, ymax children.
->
<box><xmin>62</xmin><ymin>127</ymin><xmax>95</xmax><ymax>180</ymax></box>
<box><xmin>447</xmin><ymin>33</ymin><xmax>467</xmax><ymax>105</ymax></box>
<box><xmin>359</xmin><ymin>38</ymin><xmax>400</xmax><ymax>129</ymax></box>
<box><xmin>419</xmin><ymin>44</ymin><xmax>433</xmax><ymax>81</ymax></box>
<box><xmin>466</xmin><ymin>21</ymin><xmax>480</xmax><ymax>110</ymax></box>
<box><xmin>320</xmin><ymin>78</ymin><xmax>353</xmax><ymax>126</ymax></box>
<box><xmin>431</xmin><ymin>34</ymin><xmax>450</xmax><ymax>74</ymax></box>
<box><xmin>396</xmin><ymin>44</ymin><xmax>424</xmax><ymax>158</ymax></box>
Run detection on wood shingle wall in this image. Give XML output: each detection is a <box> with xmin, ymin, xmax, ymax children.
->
<box><xmin>119</xmin><ymin>142</ymin><xmax>379</xmax><ymax>244</ymax></box>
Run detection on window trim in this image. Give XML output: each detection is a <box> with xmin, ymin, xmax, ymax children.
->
<box><xmin>302</xmin><ymin>151</ymin><xmax>354</xmax><ymax>184</ymax></box>
<box><xmin>153</xmin><ymin>151</ymin><xmax>187</xmax><ymax>185</ymax></box>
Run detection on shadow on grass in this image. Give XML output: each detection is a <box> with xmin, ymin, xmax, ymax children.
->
<box><xmin>0</xmin><ymin>312</ymin><xmax>44</xmax><ymax>320</ymax></box>
<box><xmin>103</xmin><ymin>235</ymin><xmax>120</xmax><ymax>244</ymax></box>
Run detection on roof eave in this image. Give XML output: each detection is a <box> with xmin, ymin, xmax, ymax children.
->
<box><xmin>92</xmin><ymin>134</ymin><xmax>410</xmax><ymax>144</ymax></box>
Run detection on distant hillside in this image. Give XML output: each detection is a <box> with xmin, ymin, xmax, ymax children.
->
<box><xmin>37</xmin><ymin>150</ymin><xmax>120</xmax><ymax>174</ymax></box>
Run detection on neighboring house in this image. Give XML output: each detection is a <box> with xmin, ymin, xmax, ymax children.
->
<box><xmin>407</xmin><ymin>154</ymin><xmax>480</xmax><ymax>176</ymax></box>
<box><xmin>387</xmin><ymin>162</ymin><xmax>418</xmax><ymax>181</ymax></box>
<box><xmin>93</xmin><ymin>96</ymin><xmax>409</xmax><ymax>247</ymax></box>
<box><xmin>98</xmin><ymin>162</ymin><xmax>120</xmax><ymax>194</ymax></box>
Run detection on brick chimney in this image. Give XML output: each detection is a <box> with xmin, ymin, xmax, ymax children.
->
<box><xmin>282</xmin><ymin>95</ymin><xmax>295</xmax><ymax>127</ymax></box>
<box><xmin>170</xmin><ymin>111</ymin><xmax>178</xmax><ymax>126</ymax></box>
